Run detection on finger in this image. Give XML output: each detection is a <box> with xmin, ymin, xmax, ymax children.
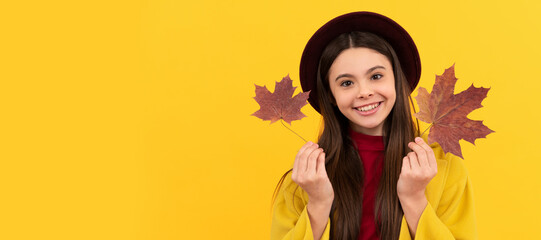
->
<box><xmin>415</xmin><ymin>137</ymin><xmax>437</xmax><ymax>170</ymax></box>
<box><xmin>295</xmin><ymin>142</ymin><xmax>315</xmax><ymax>169</ymax></box>
<box><xmin>306</xmin><ymin>148</ymin><xmax>323</xmax><ymax>174</ymax></box>
<box><xmin>298</xmin><ymin>143</ymin><xmax>319</xmax><ymax>173</ymax></box>
<box><xmin>401</xmin><ymin>156</ymin><xmax>411</xmax><ymax>173</ymax></box>
<box><xmin>293</xmin><ymin>142</ymin><xmax>312</xmax><ymax>176</ymax></box>
<box><xmin>415</xmin><ymin>137</ymin><xmax>432</xmax><ymax>153</ymax></box>
<box><xmin>316</xmin><ymin>151</ymin><xmax>326</xmax><ymax>174</ymax></box>
<box><xmin>295</xmin><ymin>141</ymin><xmax>313</xmax><ymax>161</ymax></box>
<box><xmin>408</xmin><ymin>141</ymin><xmax>429</xmax><ymax>168</ymax></box>
<box><xmin>296</xmin><ymin>151</ymin><xmax>308</xmax><ymax>175</ymax></box>
<box><xmin>407</xmin><ymin>151</ymin><xmax>420</xmax><ymax>170</ymax></box>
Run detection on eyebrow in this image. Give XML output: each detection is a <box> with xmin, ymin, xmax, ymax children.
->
<box><xmin>334</xmin><ymin>65</ymin><xmax>387</xmax><ymax>82</ymax></box>
<box><xmin>367</xmin><ymin>65</ymin><xmax>386</xmax><ymax>74</ymax></box>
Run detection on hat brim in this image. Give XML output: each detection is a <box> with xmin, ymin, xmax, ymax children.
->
<box><xmin>299</xmin><ymin>12</ymin><xmax>421</xmax><ymax>113</ymax></box>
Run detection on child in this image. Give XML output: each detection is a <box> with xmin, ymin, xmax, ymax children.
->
<box><xmin>270</xmin><ymin>12</ymin><xmax>476</xmax><ymax>240</ymax></box>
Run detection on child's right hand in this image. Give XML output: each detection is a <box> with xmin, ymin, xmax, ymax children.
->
<box><xmin>291</xmin><ymin>141</ymin><xmax>334</xmax><ymax>205</ymax></box>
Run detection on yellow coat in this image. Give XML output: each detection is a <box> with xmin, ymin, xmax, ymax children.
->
<box><xmin>270</xmin><ymin>144</ymin><xmax>477</xmax><ymax>240</ymax></box>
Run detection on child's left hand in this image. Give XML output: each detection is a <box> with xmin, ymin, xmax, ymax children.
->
<box><xmin>397</xmin><ymin>137</ymin><xmax>438</xmax><ymax>200</ymax></box>
<box><xmin>397</xmin><ymin>137</ymin><xmax>438</xmax><ymax>236</ymax></box>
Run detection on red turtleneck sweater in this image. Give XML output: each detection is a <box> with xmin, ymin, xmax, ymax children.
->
<box><xmin>350</xmin><ymin>130</ymin><xmax>385</xmax><ymax>240</ymax></box>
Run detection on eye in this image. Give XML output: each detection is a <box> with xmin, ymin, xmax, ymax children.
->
<box><xmin>340</xmin><ymin>80</ymin><xmax>353</xmax><ymax>87</ymax></box>
<box><xmin>371</xmin><ymin>74</ymin><xmax>383</xmax><ymax>80</ymax></box>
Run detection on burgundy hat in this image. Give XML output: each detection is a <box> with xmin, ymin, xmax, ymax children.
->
<box><xmin>299</xmin><ymin>11</ymin><xmax>421</xmax><ymax>113</ymax></box>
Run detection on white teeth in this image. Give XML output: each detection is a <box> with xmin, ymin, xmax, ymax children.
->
<box><xmin>357</xmin><ymin>103</ymin><xmax>380</xmax><ymax>112</ymax></box>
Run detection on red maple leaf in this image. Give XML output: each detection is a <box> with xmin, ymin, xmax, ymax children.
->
<box><xmin>414</xmin><ymin>64</ymin><xmax>494</xmax><ymax>159</ymax></box>
<box><xmin>251</xmin><ymin>75</ymin><xmax>310</xmax><ymax>124</ymax></box>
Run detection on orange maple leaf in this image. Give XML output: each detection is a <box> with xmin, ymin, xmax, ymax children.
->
<box><xmin>251</xmin><ymin>75</ymin><xmax>310</xmax><ymax>124</ymax></box>
<box><xmin>414</xmin><ymin>64</ymin><xmax>494</xmax><ymax>159</ymax></box>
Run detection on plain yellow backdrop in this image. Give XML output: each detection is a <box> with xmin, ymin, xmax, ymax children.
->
<box><xmin>1</xmin><ymin>0</ymin><xmax>540</xmax><ymax>239</ymax></box>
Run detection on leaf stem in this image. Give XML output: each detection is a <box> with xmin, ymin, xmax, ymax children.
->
<box><xmin>280</xmin><ymin>119</ymin><xmax>307</xmax><ymax>143</ymax></box>
<box><xmin>420</xmin><ymin>123</ymin><xmax>434</xmax><ymax>138</ymax></box>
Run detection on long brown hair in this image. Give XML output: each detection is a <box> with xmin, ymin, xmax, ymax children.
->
<box><xmin>273</xmin><ymin>32</ymin><xmax>417</xmax><ymax>240</ymax></box>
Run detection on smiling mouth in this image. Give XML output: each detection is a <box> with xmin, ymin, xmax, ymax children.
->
<box><xmin>355</xmin><ymin>102</ymin><xmax>381</xmax><ymax>112</ymax></box>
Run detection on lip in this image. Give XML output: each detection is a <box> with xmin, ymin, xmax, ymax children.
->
<box><xmin>354</xmin><ymin>101</ymin><xmax>382</xmax><ymax>116</ymax></box>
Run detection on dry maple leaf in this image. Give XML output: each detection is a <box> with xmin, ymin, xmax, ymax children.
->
<box><xmin>414</xmin><ymin>64</ymin><xmax>494</xmax><ymax>159</ymax></box>
<box><xmin>251</xmin><ymin>75</ymin><xmax>310</xmax><ymax>125</ymax></box>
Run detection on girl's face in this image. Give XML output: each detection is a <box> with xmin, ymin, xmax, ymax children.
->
<box><xmin>328</xmin><ymin>47</ymin><xmax>396</xmax><ymax>136</ymax></box>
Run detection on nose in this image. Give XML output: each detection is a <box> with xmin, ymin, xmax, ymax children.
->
<box><xmin>358</xmin><ymin>92</ymin><xmax>374</xmax><ymax>98</ymax></box>
<box><xmin>357</xmin><ymin>84</ymin><xmax>374</xmax><ymax>99</ymax></box>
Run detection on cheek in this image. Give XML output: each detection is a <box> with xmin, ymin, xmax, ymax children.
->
<box><xmin>385</xmin><ymin>81</ymin><xmax>397</xmax><ymax>104</ymax></box>
<box><xmin>388</xmin><ymin>89</ymin><xmax>397</xmax><ymax>105</ymax></box>
<box><xmin>334</xmin><ymin>95</ymin><xmax>348</xmax><ymax>108</ymax></box>
<box><xmin>332</xmin><ymin>92</ymin><xmax>354</xmax><ymax>114</ymax></box>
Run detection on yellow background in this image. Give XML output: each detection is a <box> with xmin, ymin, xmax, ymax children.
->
<box><xmin>1</xmin><ymin>0</ymin><xmax>540</xmax><ymax>239</ymax></box>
